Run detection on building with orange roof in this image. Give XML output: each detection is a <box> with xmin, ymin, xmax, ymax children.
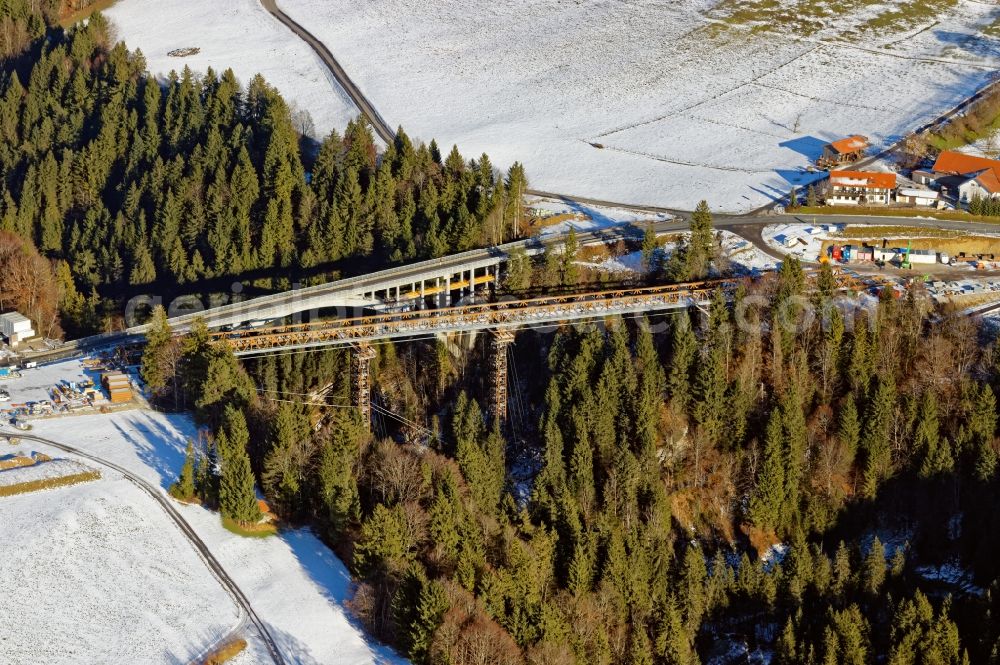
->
<box><xmin>819</xmin><ymin>135</ymin><xmax>869</xmax><ymax>167</ymax></box>
<box><xmin>827</xmin><ymin>170</ymin><xmax>896</xmax><ymax>206</ymax></box>
<box><xmin>927</xmin><ymin>150</ymin><xmax>1000</xmax><ymax>205</ymax></box>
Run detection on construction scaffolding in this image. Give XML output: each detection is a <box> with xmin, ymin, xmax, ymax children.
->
<box><xmin>350</xmin><ymin>343</ymin><xmax>377</xmax><ymax>430</ymax></box>
<box><xmin>211</xmin><ymin>271</ymin><xmax>889</xmax><ymax>356</ymax></box>
<box><xmin>488</xmin><ymin>329</ymin><xmax>516</xmax><ymax>424</ymax></box>
<box><xmin>213</xmin><ymin>279</ymin><xmax>733</xmax><ymax>354</ymax></box>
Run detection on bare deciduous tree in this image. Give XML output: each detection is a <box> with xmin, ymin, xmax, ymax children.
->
<box><xmin>0</xmin><ymin>231</ymin><xmax>61</xmax><ymax>339</ymax></box>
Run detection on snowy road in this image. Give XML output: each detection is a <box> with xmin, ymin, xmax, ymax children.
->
<box><xmin>258</xmin><ymin>0</ymin><xmax>700</xmax><ymax>215</ymax></box>
<box><xmin>1</xmin><ymin>429</ymin><xmax>286</xmax><ymax>665</ymax></box>
<box><xmin>259</xmin><ymin>0</ymin><xmax>392</xmax><ymax>145</ymax></box>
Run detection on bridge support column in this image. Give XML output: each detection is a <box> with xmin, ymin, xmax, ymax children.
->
<box><xmin>444</xmin><ymin>276</ymin><xmax>451</xmax><ymax>306</ymax></box>
<box><xmin>351</xmin><ymin>343</ymin><xmax>377</xmax><ymax>431</ymax></box>
<box><xmin>488</xmin><ymin>329</ymin><xmax>515</xmax><ymax>425</ymax></box>
<box><xmin>419</xmin><ymin>281</ymin><xmax>426</xmax><ymax>309</ymax></box>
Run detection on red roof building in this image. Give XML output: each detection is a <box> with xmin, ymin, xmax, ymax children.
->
<box><xmin>820</xmin><ymin>135</ymin><xmax>869</xmax><ymax>166</ymax></box>
<box><xmin>827</xmin><ymin>170</ymin><xmax>896</xmax><ymax>206</ymax></box>
<box><xmin>930</xmin><ymin>150</ymin><xmax>1000</xmax><ymax>202</ymax></box>
<box><xmin>931</xmin><ymin>150</ymin><xmax>1000</xmax><ymax>177</ymax></box>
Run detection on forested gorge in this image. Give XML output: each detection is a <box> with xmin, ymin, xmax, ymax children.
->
<box><xmin>9</xmin><ymin>1</ymin><xmax>1000</xmax><ymax>663</ymax></box>
<box><xmin>0</xmin><ymin>0</ymin><xmax>527</xmax><ymax>335</ymax></box>
<box><xmin>145</xmin><ymin>249</ymin><xmax>1000</xmax><ymax>664</ymax></box>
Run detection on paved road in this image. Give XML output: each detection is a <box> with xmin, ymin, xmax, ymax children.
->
<box><xmin>2</xmin><ymin>429</ymin><xmax>286</xmax><ymax>665</ymax></box>
<box><xmin>776</xmin><ymin>212</ymin><xmax>1000</xmax><ymax>235</ymax></box>
<box><xmin>260</xmin><ymin>0</ymin><xmax>394</xmax><ymax>145</ymax></box>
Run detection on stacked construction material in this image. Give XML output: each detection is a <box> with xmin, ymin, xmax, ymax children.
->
<box><xmin>101</xmin><ymin>371</ymin><xmax>133</xmax><ymax>404</ymax></box>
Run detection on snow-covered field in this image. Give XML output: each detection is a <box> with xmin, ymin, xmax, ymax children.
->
<box><xmin>260</xmin><ymin>0</ymin><xmax>1000</xmax><ymax>213</ymax></box>
<box><xmin>574</xmin><ymin>229</ymin><xmax>778</xmax><ymax>276</ymax></box>
<box><xmin>0</xmin><ymin>473</ymin><xmax>239</xmax><ymax>664</ymax></box>
<box><xmin>105</xmin><ymin>0</ymin><xmax>359</xmax><ymax>138</ymax></box>
<box><xmin>529</xmin><ymin>196</ymin><xmax>674</xmax><ymax>236</ymax></box>
<box><xmin>103</xmin><ymin>0</ymin><xmax>1000</xmax><ymax>212</ymax></box>
<box><xmin>1</xmin><ymin>360</ymin><xmax>406</xmax><ymax>665</ymax></box>
<box><xmin>0</xmin><ymin>456</ymin><xmax>95</xmax><ymax>486</ymax></box>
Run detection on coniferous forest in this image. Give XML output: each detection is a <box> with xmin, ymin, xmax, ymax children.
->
<box><xmin>157</xmin><ymin>257</ymin><xmax>1000</xmax><ymax>665</ymax></box>
<box><xmin>0</xmin><ymin>0</ymin><xmax>526</xmax><ymax>335</ymax></box>
<box><xmin>7</xmin><ymin>2</ymin><xmax>1000</xmax><ymax>664</ymax></box>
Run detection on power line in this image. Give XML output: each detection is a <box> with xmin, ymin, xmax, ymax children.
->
<box><xmin>257</xmin><ymin>386</ymin><xmax>343</xmax><ymax>399</ymax></box>
<box><xmin>254</xmin><ymin>386</ymin><xmax>355</xmax><ymax>409</ymax></box>
<box><xmin>371</xmin><ymin>403</ymin><xmax>437</xmax><ymax>439</ymax></box>
<box><xmin>508</xmin><ymin>343</ymin><xmax>529</xmax><ymax>437</ymax></box>
<box><xmin>258</xmin><ymin>396</ymin><xmax>357</xmax><ymax>409</ymax></box>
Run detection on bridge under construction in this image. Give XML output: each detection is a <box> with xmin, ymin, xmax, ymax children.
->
<box><xmin>215</xmin><ymin>270</ymin><xmax>876</xmax><ymax>429</ymax></box>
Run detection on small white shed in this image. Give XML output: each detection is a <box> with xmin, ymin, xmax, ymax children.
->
<box><xmin>897</xmin><ymin>188</ymin><xmax>939</xmax><ymax>207</ymax></box>
<box><xmin>0</xmin><ymin>312</ymin><xmax>34</xmax><ymax>346</ymax></box>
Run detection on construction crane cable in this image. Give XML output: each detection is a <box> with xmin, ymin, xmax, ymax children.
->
<box><xmin>371</xmin><ymin>403</ymin><xmax>437</xmax><ymax>438</ymax></box>
<box><xmin>509</xmin><ymin>344</ymin><xmax>529</xmax><ymax>436</ymax></box>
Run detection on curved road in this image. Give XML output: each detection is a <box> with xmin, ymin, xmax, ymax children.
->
<box><xmin>258</xmin><ymin>0</ymin><xmax>693</xmax><ymax>215</ymax></box>
<box><xmin>2</xmin><ymin>430</ymin><xmax>286</xmax><ymax>665</ymax></box>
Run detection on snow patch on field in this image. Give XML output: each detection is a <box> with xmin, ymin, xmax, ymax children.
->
<box><xmin>721</xmin><ymin>231</ymin><xmax>780</xmax><ymax>273</ymax></box>
<box><xmin>529</xmin><ymin>196</ymin><xmax>674</xmax><ymax>237</ymax></box>
<box><xmin>0</xmin><ymin>474</ymin><xmax>239</xmax><ymax>664</ymax></box>
<box><xmin>106</xmin><ymin>0</ymin><xmax>359</xmax><ymax>138</ymax></box>
<box><xmin>573</xmin><ymin>229</ymin><xmax>778</xmax><ymax>275</ymax></box>
<box><xmin>575</xmin><ymin>248</ymin><xmax>658</xmax><ymax>275</ymax></box>
<box><xmin>275</xmin><ymin>0</ymin><xmax>1000</xmax><ymax>212</ymax></box>
<box><xmin>0</xmin><ymin>456</ymin><xmax>95</xmax><ymax>486</ymax></box>
<box><xmin>761</xmin><ymin>543</ymin><xmax>789</xmax><ymax>569</ymax></box>
<box><xmin>763</xmin><ymin>223</ymin><xmax>840</xmax><ymax>262</ymax></box>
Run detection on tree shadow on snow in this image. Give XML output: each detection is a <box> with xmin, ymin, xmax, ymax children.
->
<box><xmin>110</xmin><ymin>412</ymin><xmax>197</xmax><ymax>491</ymax></box>
<box><xmin>279</xmin><ymin>528</ymin><xmax>409</xmax><ymax>664</ymax></box>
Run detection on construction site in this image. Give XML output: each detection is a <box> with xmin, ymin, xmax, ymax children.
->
<box><xmin>0</xmin><ymin>354</ymin><xmax>140</xmax><ymax>427</ymax></box>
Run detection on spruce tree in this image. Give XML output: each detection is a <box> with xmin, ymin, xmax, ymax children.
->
<box><xmin>839</xmin><ymin>393</ymin><xmax>861</xmax><ymax>464</ymax></box>
<box><xmin>642</xmin><ymin>221</ymin><xmax>659</xmax><ymax>274</ymax></box>
<box><xmin>220</xmin><ymin>437</ymin><xmax>262</xmax><ymax>526</ymax></box>
<box><xmin>561</xmin><ymin>226</ymin><xmax>580</xmax><ymax>286</ymax></box>
<box><xmin>862</xmin><ymin>375</ymin><xmax>896</xmax><ymax>498</ymax></box>
<box><xmin>170</xmin><ymin>439</ymin><xmax>196</xmax><ymax>501</ymax></box>
<box><xmin>140</xmin><ymin>305</ymin><xmax>173</xmax><ymax>395</ymax></box>
<box><xmin>668</xmin><ymin>312</ymin><xmax>697</xmax><ymax>414</ymax></box>
<box><xmin>862</xmin><ymin>537</ymin><xmax>886</xmax><ymax>596</ymax></box>
<box><xmin>687</xmin><ymin>200</ymin><xmax>715</xmax><ymax>280</ymax></box>
<box><xmin>749</xmin><ymin>410</ymin><xmax>786</xmax><ymax>531</ymax></box>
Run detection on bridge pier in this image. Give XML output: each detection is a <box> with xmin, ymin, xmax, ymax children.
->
<box><xmin>351</xmin><ymin>343</ymin><xmax>377</xmax><ymax>431</ymax></box>
<box><xmin>488</xmin><ymin>329</ymin><xmax>516</xmax><ymax>425</ymax></box>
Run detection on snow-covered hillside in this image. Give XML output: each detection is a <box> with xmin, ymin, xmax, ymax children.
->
<box><xmin>105</xmin><ymin>0</ymin><xmax>359</xmax><ymax>138</ymax></box>
<box><xmin>0</xmin><ymin>357</ymin><xmax>405</xmax><ymax>664</ymax></box>
<box><xmin>20</xmin><ymin>407</ymin><xmax>406</xmax><ymax>665</ymax></box>
<box><xmin>0</xmin><ymin>473</ymin><xmax>239</xmax><ymax>664</ymax></box>
<box><xmin>266</xmin><ymin>0</ymin><xmax>1000</xmax><ymax>212</ymax></box>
